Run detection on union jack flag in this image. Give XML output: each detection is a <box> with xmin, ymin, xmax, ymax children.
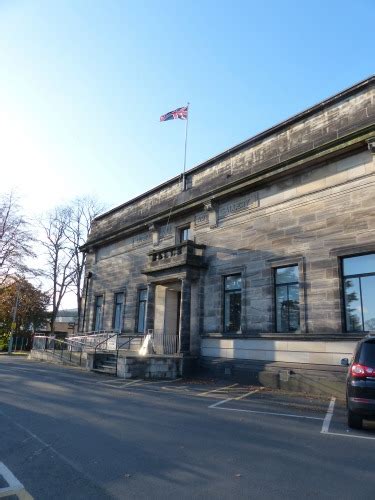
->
<box><xmin>160</xmin><ymin>106</ymin><xmax>188</xmax><ymax>122</ymax></box>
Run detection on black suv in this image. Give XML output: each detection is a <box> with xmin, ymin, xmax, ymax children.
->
<box><xmin>342</xmin><ymin>336</ymin><xmax>375</xmax><ymax>429</ymax></box>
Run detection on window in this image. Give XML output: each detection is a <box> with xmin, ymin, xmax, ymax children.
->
<box><xmin>342</xmin><ymin>253</ymin><xmax>375</xmax><ymax>332</ymax></box>
<box><xmin>94</xmin><ymin>295</ymin><xmax>104</xmax><ymax>331</ymax></box>
<box><xmin>224</xmin><ymin>275</ymin><xmax>242</xmax><ymax>333</ymax></box>
<box><xmin>275</xmin><ymin>265</ymin><xmax>300</xmax><ymax>332</ymax></box>
<box><xmin>358</xmin><ymin>340</ymin><xmax>375</xmax><ymax>365</ymax></box>
<box><xmin>137</xmin><ymin>289</ymin><xmax>147</xmax><ymax>333</ymax></box>
<box><xmin>179</xmin><ymin>226</ymin><xmax>191</xmax><ymax>243</ymax></box>
<box><xmin>113</xmin><ymin>292</ymin><xmax>124</xmax><ymax>332</ymax></box>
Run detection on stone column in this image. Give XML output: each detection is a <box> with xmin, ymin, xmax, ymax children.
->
<box><xmin>145</xmin><ymin>283</ymin><xmax>156</xmax><ymax>333</ymax></box>
<box><xmin>178</xmin><ymin>278</ymin><xmax>191</xmax><ymax>354</ymax></box>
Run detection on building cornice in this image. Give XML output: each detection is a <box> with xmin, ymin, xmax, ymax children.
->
<box><xmin>81</xmin><ymin>127</ymin><xmax>374</xmax><ymax>251</ymax></box>
<box><xmin>94</xmin><ymin>75</ymin><xmax>375</xmax><ymax>224</ymax></box>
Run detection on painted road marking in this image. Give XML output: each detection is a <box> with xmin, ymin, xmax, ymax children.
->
<box><xmin>198</xmin><ymin>383</ymin><xmax>238</xmax><ymax>397</ymax></box>
<box><xmin>234</xmin><ymin>388</ymin><xmax>261</xmax><ymax>400</ymax></box>
<box><xmin>323</xmin><ymin>431</ymin><xmax>375</xmax><ymax>441</ymax></box>
<box><xmin>321</xmin><ymin>397</ymin><xmax>336</xmax><ymax>434</ymax></box>
<box><xmin>96</xmin><ymin>378</ymin><xmax>182</xmax><ymax>387</ymax></box>
<box><xmin>96</xmin><ymin>379</ymin><xmax>125</xmax><ymax>386</ymax></box>
<box><xmin>208</xmin><ymin>398</ymin><xmax>233</xmax><ymax>408</ymax></box>
<box><xmin>209</xmin><ymin>398</ymin><xmax>324</xmax><ymax>420</ymax></box>
<box><xmin>0</xmin><ymin>410</ymin><xmax>104</xmax><ymax>494</ymax></box>
<box><xmin>96</xmin><ymin>379</ymin><xmax>143</xmax><ymax>388</ymax></box>
<box><xmin>122</xmin><ymin>379</ymin><xmax>143</xmax><ymax>387</ymax></box>
<box><xmin>0</xmin><ymin>462</ymin><xmax>33</xmax><ymax>499</ymax></box>
<box><xmin>140</xmin><ymin>379</ymin><xmax>184</xmax><ymax>385</ymax></box>
<box><xmin>209</xmin><ymin>388</ymin><xmax>262</xmax><ymax>406</ymax></box>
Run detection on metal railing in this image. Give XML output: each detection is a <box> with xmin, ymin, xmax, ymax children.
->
<box><xmin>32</xmin><ymin>330</ymin><xmax>180</xmax><ymax>377</ymax></box>
<box><xmin>32</xmin><ymin>335</ymin><xmax>86</xmax><ymax>366</ymax></box>
<box><xmin>68</xmin><ymin>332</ymin><xmax>118</xmax><ymax>351</ymax></box>
<box><xmin>117</xmin><ymin>334</ymin><xmax>145</xmax><ymax>352</ymax></box>
<box><xmin>152</xmin><ymin>332</ymin><xmax>179</xmax><ymax>355</ymax></box>
<box><xmin>10</xmin><ymin>336</ymin><xmax>32</xmax><ymax>352</ymax></box>
<box><xmin>94</xmin><ymin>332</ymin><xmax>119</xmax><ymax>357</ymax></box>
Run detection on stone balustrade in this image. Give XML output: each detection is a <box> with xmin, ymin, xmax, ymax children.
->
<box><xmin>144</xmin><ymin>240</ymin><xmax>206</xmax><ymax>273</ymax></box>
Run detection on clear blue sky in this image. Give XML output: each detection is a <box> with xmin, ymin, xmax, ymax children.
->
<box><xmin>1</xmin><ymin>0</ymin><xmax>374</xmax><ymax>215</ymax></box>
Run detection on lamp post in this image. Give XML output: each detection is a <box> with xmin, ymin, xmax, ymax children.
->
<box><xmin>8</xmin><ymin>285</ymin><xmax>20</xmax><ymax>354</ymax></box>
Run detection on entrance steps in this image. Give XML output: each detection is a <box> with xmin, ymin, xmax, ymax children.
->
<box><xmin>93</xmin><ymin>353</ymin><xmax>117</xmax><ymax>375</ymax></box>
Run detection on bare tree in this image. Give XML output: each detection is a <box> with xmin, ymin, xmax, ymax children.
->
<box><xmin>0</xmin><ymin>192</ymin><xmax>35</xmax><ymax>285</ymax></box>
<box><xmin>65</xmin><ymin>197</ymin><xmax>104</xmax><ymax>327</ymax></box>
<box><xmin>39</xmin><ymin>206</ymin><xmax>76</xmax><ymax>333</ymax></box>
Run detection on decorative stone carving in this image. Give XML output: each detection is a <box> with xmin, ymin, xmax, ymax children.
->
<box><xmin>204</xmin><ymin>200</ymin><xmax>214</xmax><ymax>212</ymax></box>
<box><xmin>366</xmin><ymin>137</ymin><xmax>375</xmax><ymax>154</ymax></box>
<box><xmin>195</xmin><ymin>212</ymin><xmax>209</xmax><ymax>226</ymax></box>
<box><xmin>218</xmin><ymin>192</ymin><xmax>259</xmax><ymax>220</ymax></box>
<box><xmin>159</xmin><ymin>224</ymin><xmax>173</xmax><ymax>240</ymax></box>
<box><xmin>203</xmin><ymin>199</ymin><xmax>217</xmax><ymax>228</ymax></box>
<box><xmin>132</xmin><ymin>231</ymin><xmax>152</xmax><ymax>247</ymax></box>
<box><xmin>148</xmin><ymin>223</ymin><xmax>159</xmax><ymax>246</ymax></box>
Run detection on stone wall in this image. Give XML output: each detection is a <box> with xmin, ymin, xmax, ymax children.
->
<box><xmin>82</xmin><ymin>78</ymin><xmax>375</xmax><ymax>374</ymax></box>
<box><xmin>86</xmin><ymin>77</ymin><xmax>374</xmax><ymax>247</ymax></box>
<box><xmin>117</xmin><ymin>355</ymin><xmax>183</xmax><ymax>379</ymax></box>
<box><xmin>200</xmin><ymin>338</ymin><xmax>356</xmax><ymax>365</ymax></box>
<box><xmin>197</xmin><ymin>150</ymin><xmax>375</xmax><ymax>335</ymax></box>
<box><xmin>83</xmin><ymin>147</ymin><xmax>375</xmax><ymax>359</ymax></box>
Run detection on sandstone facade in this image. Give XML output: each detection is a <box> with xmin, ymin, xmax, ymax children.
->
<box><xmin>81</xmin><ymin>76</ymin><xmax>375</xmax><ymax>381</ymax></box>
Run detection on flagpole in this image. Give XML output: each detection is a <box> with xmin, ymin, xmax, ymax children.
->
<box><xmin>182</xmin><ymin>102</ymin><xmax>189</xmax><ymax>190</ymax></box>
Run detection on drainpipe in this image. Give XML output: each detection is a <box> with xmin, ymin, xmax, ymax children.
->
<box><xmin>81</xmin><ymin>272</ymin><xmax>93</xmax><ymax>333</ymax></box>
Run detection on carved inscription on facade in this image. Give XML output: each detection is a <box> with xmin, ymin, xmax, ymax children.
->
<box><xmin>218</xmin><ymin>193</ymin><xmax>259</xmax><ymax>220</ymax></box>
<box><xmin>159</xmin><ymin>224</ymin><xmax>173</xmax><ymax>240</ymax></box>
<box><xmin>195</xmin><ymin>212</ymin><xmax>209</xmax><ymax>226</ymax></box>
<box><xmin>132</xmin><ymin>232</ymin><xmax>151</xmax><ymax>247</ymax></box>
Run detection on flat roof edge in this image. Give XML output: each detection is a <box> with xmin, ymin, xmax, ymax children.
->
<box><xmin>96</xmin><ymin>75</ymin><xmax>375</xmax><ymax>222</ymax></box>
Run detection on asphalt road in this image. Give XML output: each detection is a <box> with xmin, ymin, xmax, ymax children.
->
<box><xmin>0</xmin><ymin>356</ymin><xmax>374</xmax><ymax>499</ymax></box>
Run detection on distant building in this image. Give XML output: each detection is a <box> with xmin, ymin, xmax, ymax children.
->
<box><xmin>81</xmin><ymin>76</ymin><xmax>375</xmax><ymax>391</ymax></box>
<box><xmin>39</xmin><ymin>309</ymin><xmax>78</xmax><ymax>336</ymax></box>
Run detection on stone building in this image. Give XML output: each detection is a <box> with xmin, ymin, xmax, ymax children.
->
<box><xmin>81</xmin><ymin>76</ymin><xmax>375</xmax><ymax>392</ymax></box>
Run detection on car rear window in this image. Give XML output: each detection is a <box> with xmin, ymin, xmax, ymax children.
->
<box><xmin>358</xmin><ymin>340</ymin><xmax>375</xmax><ymax>366</ymax></box>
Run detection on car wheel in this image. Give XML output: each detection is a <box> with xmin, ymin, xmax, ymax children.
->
<box><xmin>348</xmin><ymin>410</ymin><xmax>363</xmax><ymax>429</ymax></box>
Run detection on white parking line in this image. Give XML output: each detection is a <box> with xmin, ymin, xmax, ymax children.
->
<box><xmin>321</xmin><ymin>397</ymin><xmax>336</xmax><ymax>434</ymax></box>
<box><xmin>96</xmin><ymin>379</ymin><xmax>144</xmax><ymax>388</ymax></box>
<box><xmin>141</xmin><ymin>379</ymin><xmax>184</xmax><ymax>385</ymax></box>
<box><xmin>210</xmin><ymin>404</ymin><xmax>324</xmax><ymax>420</ymax></box>
<box><xmin>323</xmin><ymin>431</ymin><xmax>375</xmax><ymax>441</ymax></box>
<box><xmin>234</xmin><ymin>389</ymin><xmax>261</xmax><ymax>400</ymax></box>
<box><xmin>0</xmin><ymin>462</ymin><xmax>33</xmax><ymax>499</ymax></box>
<box><xmin>122</xmin><ymin>379</ymin><xmax>143</xmax><ymax>387</ymax></box>
<box><xmin>0</xmin><ymin>410</ymin><xmax>103</xmax><ymax>492</ymax></box>
<box><xmin>208</xmin><ymin>398</ymin><xmax>233</xmax><ymax>408</ymax></box>
<box><xmin>198</xmin><ymin>383</ymin><xmax>238</xmax><ymax>397</ymax></box>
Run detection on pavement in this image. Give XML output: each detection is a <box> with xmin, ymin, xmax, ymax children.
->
<box><xmin>0</xmin><ymin>356</ymin><xmax>374</xmax><ymax>499</ymax></box>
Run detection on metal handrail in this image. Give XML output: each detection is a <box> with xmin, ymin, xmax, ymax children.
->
<box><xmin>116</xmin><ymin>334</ymin><xmax>145</xmax><ymax>352</ymax></box>
<box><xmin>32</xmin><ymin>335</ymin><xmax>86</xmax><ymax>366</ymax></box>
<box><xmin>94</xmin><ymin>332</ymin><xmax>119</xmax><ymax>357</ymax></box>
<box><xmin>114</xmin><ymin>334</ymin><xmax>145</xmax><ymax>377</ymax></box>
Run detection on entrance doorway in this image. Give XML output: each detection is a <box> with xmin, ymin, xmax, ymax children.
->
<box><xmin>154</xmin><ymin>282</ymin><xmax>181</xmax><ymax>354</ymax></box>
